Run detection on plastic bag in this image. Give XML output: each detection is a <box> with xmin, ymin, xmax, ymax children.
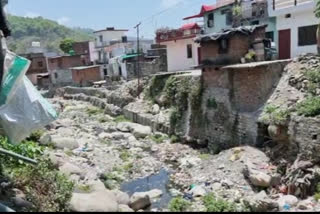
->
<box><xmin>0</xmin><ymin>49</ymin><xmax>58</xmax><ymax>144</ymax></box>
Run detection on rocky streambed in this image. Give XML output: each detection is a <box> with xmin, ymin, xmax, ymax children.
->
<box><xmin>34</xmin><ymin>95</ymin><xmax>320</xmax><ymax>212</ymax></box>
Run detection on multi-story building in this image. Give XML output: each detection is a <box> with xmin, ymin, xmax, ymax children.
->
<box><xmin>268</xmin><ymin>0</ymin><xmax>318</xmax><ymax>59</ymax></box>
<box><xmin>22</xmin><ymin>52</ymin><xmax>48</xmax><ymax>85</ymax></box>
<box><xmin>155</xmin><ymin>23</ymin><xmax>201</xmax><ymax>72</ymax></box>
<box><xmin>184</xmin><ymin>0</ymin><xmax>277</xmax><ymax>49</ymax></box>
<box><xmin>72</xmin><ymin>41</ymin><xmax>96</xmax><ymax>65</ymax></box>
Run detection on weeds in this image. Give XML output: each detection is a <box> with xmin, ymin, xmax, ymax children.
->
<box><xmin>261</xmin><ymin>105</ymin><xmax>290</xmax><ymax>125</ymax></box>
<box><xmin>119</xmin><ymin>150</ymin><xmax>131</xmax><ymax>162</ymax></box>
<box><xmin>150</xmin><ymin>134</ymin><xmax>168</xmax><ymax>144</ymax></box>
<box><xmin>207</xmin><ymin>98</ymin><xmax>218</xmax><ymax>109</ymax></box>
<box><xmin>168</xmin><ymin>197</ymin><xmax>191</xmax><ymax>212</ymax></box>
<box><xmin>86</xmin><ymin>107</ymin><xmax>103</xmax><ymax>116</ymax></box>
<box><xmin>114</xmin><ymin>115</ymin><xmax>131</xmax><ymax>123</ymax></box>
<box><xmin>203</xmin><ymin>193</ymin><xmax>238</xmax><ymax>212</ymax></box>
<box><xmin>314</xmin><ymin>183</ymin><xmax>320</xmax><ymax>201</ymax></box>
<box><xmin>98</xmin><ymin>117</ymin><xmax>109</xmax><ymax>123</ymax></box>
<box><xmin>199</xmin><ymin>153</ymin><xmax>210</xmax><ymax>160</ymax></box>
<box><xmin>296</xmin><ymin>96</ymin><xmax>320</xmax><ymax>117</ymax></box>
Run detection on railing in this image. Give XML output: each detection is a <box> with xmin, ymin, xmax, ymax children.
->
<box><xmin>272</xmin><ymin>0</ymin><xmax>313</xmax><ymax>10</ymax></box>
<box><xmin>156</xmin><ymin>28</ymin><xmax>201</xmax><ymax>43</ymax></box>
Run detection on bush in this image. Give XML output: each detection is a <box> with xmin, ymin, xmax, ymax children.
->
<box><xmin>262</xmin><ymin>105</ymin><xmax>290</xmax><ymax>125</ymax></box>
<box><xmin>13</xmin><ymin>159</ymin><xmax>74</xmax><ymax>212</ymax></box>
<box><xmin>203</xmin><ymin>193</ymin><xmax>239</xmax><ymax>212</ymax></box>
<box><xmin>297</xmin><ymin>97</ymin><xmax>320</xmax><ymax>117</ymax></box>
<box><xmin>114</xmin><ymin>115</ymin><xmax>131</xmax><ymax>123</ymax></box>
<box><xmin>169</xmin><ymin>197</ymin><xmax>191</xmax><ymax>212</ymax></box>
<box><xmin>150</xmin><ymin>134</ymin><xmax>168</xmax><ymax>144</ymax></box>
<box><xmin>314</xmin><ymin>183</ymin><xmax>320</xmax><ymax>201</ymax></box>
<box><xmin>26</xmin><ymin>129</ymin><xmax>45</xmax><ymax>142</ymax></box>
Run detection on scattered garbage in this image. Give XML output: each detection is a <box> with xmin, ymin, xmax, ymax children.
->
<box><xmin>283</xmin><ymin>204</ymin><xmax>291</xmax><ymax>211</ymax></box>
<box><xmin>0</xmin><ymin>38</ymin><xmax>57</xmax><ymax>144</ymax></box>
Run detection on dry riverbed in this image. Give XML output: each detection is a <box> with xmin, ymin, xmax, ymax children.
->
<box><xmin>34</xmin><ymin>97</ymin><xmax>320</xmax><ymax>212</ymax></box>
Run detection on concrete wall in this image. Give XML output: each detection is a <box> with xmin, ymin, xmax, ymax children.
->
<box><xmin>276</xmin><ymin>10</ymin><xmax>318</xmax><ymax>58</ymax></box>
<box><xmin>204</xmin><ymin>6</ymin><xmax>233</xmax><ymax>34</ymax></box>
<box><xmin>51</xmin><ymin>69</ymin><xmax>73</xmax><ymax>85</ymax></box>
<box><xmin>94</xmin><ymin>30</ymin><xmax>127</xmax><ymax>47</ymax></box>
<box><xmin>126</xmin><ymin>59</ymin><xmax>161</xmax><ymax>80</ymax></box>
<box><xmin>160</xmin><ymin>38</ymin><xmax>199</xmax><ymax>72</ymax></box>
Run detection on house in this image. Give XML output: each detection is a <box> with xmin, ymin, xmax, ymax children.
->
<box><xmin>21</xmin><ymin>53</ymin><xmax>48</xmax><ymax>85</ymax></box>
<box><xmin>184</xmin><ymin>0</ymin><xmax>277</xmax><ymax>50</ymax></box>
<box><xmin>48</xmin><ymin>55</ymin><xmax>85</xmax><ymax>86</ymax></box>
<box><xmin>71</xmin><ymin>65</ymin><xmax>102</xmax><ymax>86</ymax></box>
<box><xmin>195</xmin><ymin>24</ymin><xmax>268</xmax><ymax>69</ymax></box>
<box><xmin>155</xmin><ymin>23</ymin><xmax>201</xmax><ymax>72</ymax></box>
<box><xmin>268</xmin><ymin>0</ymin><xmax>318</xmax><ymax>59</ymax></box>
<box><xmin>72</xmin><ymin>41</ymin><xmax>96</xmax><ymax>65</ymax></box>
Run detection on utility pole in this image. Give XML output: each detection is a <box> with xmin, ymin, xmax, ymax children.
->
<box><xmin>134</xmin><ymin>22</ymin><xmax>141</xmax><ymax>97</ymax></box>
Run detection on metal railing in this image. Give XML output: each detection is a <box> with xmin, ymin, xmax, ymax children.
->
<box><xmin>272</xmin><ymin>0</ymin><xmax>313</xmax><ymax>10</ymax></box>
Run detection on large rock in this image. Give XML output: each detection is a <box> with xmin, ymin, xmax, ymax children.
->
<box><xmin>129</xmin><ymin>193</ymin><xmax>151</xmax><ymax>211</ymax></box>
<box><xmin>59</xmin><ymin>163</ymin><xmax>83</xmax><ymax>176</ymax></box>
<box><xmin>112</xmin><ymin>190</ymin><xmax>130</xmax><ymax>205</ymax></box>
<box><xmin>51</xmin><ymin>136</ymin><xmax>79</xmax><ymax>150</ymax></box>
<box><xmin>70</xmin><ymin>191</ymin><xmax>118</xmax><ymax>212</ymax></box>
<box><xmin>245</xmin><ymin>191</ymin><xmax>278</xmax><ymax>212</ymax></box>
<box><xmin>57</xmin><ymin>127</ymin><xmax>74</xmax><ymax>137</ymax></box>
<box><xmin>118</xmin><ymin>204</ymin><xmax>134</xmax><ymax>212</ymax></box>
<box><xmin>244</xmin><ymin>162</ymin><xmax>272</xmax><ymax>188</ymax></box>
<box><xmin>132</xmin><ymin>125</ymin><xmax>152</xmax><ymax>139</ymax></box>
<box><xmin>277</xmin><ymin>195</ymin><xmax>298</xmax><ymax>211</ymax></box>
<box><xmin>116</xmin><ymin>122</ymin><xmax>135</xmax><ymax>132</ymax></box>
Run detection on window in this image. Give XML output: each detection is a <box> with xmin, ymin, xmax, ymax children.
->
<box><xmin>219</xmin><ymin>39</ymin><xmax>229</xmax><ymax>54</ymax></box>
<box><xmin>187</xmin><ymin>44</ymin><xmax>193</xmax><ymax>59</ymax></box>
<box><xmin>54</xmin><ymin>73</ymin><xmax>58</xmax><ymax>79</ymax></box>
<box><xmin>251</xmin><ymin>20</ymin><xmax>260</xmax><ymax>25</ymax></box>
<box><xmin>298</xmin><ymin>25</ymin><xmax>317</xmax><ymax>46</ymax></box>
<box><xmin>103</xmin><ymin>68</ymin><xmax>108</xmax><ymax>76</ymax></box>
<box><xmin>226</xmin><ymin>11</ymin><xmax>233</xmax><ymax>26</ymax></box>
<box><xmin>265</xmin><ymin>31</ymin><xmax>274</xmax><ymax>42</ymax></box>
<box><xmin>38</xmin><ymin>61</ymin><xmax>43</xmax><ymax>67</ymax></box>
<box><xmin>99</xmin><ymin>35</ymin><xmax>103</xmax><ymax>43</ymax></box>
<box><xmin>207</xmin><ymin>13</ymin><xmax>214</xmax><ymax>28</ymax></box>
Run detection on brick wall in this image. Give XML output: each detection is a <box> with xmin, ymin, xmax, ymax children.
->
<box><xmin>48</xmin><ymin>55</ymin><xmax>85</xmax><ymax>71</ymax></box>
<box><xmin>71</xmin><ymin>66</ymin><xmax>102</xmax><ymax>85</ymax></box>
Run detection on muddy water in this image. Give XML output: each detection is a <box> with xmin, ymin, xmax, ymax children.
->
<box><xmin>120</xmin><ymin>169</ymin><xmax>173</xmax><ymax>210</ymax></box>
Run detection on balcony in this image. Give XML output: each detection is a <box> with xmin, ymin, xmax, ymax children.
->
<box><xmin>269</xmin><ymin>0</ymin><xmax>315</xmax><ymax>16</ymax></box>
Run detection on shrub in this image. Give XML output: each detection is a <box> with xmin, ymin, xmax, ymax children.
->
<box><xmin>297</xmin><ymin>97</ymin><xmax>320</xmax><ymax>117</ymax></box>
<box><xmin>26</xmin><ymin>129</ymin><xmax>45</xmax><ymax>142</ymax></box>
<box><xmin>169</xmin><ymin>197</ymin><xmax>191</xmax><ymax>212</ymax></box>
<box><xmin>114</xmin><ymin>115</ymin><xmax>131</xmax><ymax>123</ymax></box>
<box><xmin>314</xmin><ymin>183</ymin><xmax>320</xmax><ymax>201</ymax></box>
<box><xmin>305</xmin><ymin>69</ymin><xmax>320</xmax><ymax>84</ymax></box>
<box><xmin>262</xmin><ymin>105</ymin><xmax>290</xmax><ymax>125</ymax></box>
<box><xmin>150</xmin><ymin>134</ymin><xmax>168</xmax><ymax>144</ymax></box>
<box><xmin>203</xmin><ymin>193</ymin><xmax>237</xmax><ymax>212</ymax></box>
<box><xmin>170</xmin><ymin>135</ymin><xmax>179</xmax><ymax>144</ymax></box>
<box><xmin>13</xmin><ymin>159</ymin><xmax>74</xmax><ymax>212</ymax></box>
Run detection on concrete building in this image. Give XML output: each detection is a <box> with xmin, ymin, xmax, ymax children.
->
<box><xmin>156</xmin><ymin>23</ymin><xmax>201</xmax><ymax>72</ymax></box>
<box><xmin>268</xmin><ymin>0</ymin><xmax>318</xmax><ymax>59</ymax></box>
<box><xmin>184</xmin><ymin>0</ymin><xmax>277</xmax><ymax>51</ymax></box>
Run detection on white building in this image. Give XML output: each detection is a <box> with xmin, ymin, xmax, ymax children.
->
<box><xmin>268</xmin><ymin>0</ymin><xmax>318</xmax><ymax>59</ymax></box>
<box><xmin>156</xmin><ymin>23</ymin><xmax>201</xmax><ymax>72</ymax></box>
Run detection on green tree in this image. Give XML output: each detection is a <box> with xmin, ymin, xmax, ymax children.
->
<box><xmin>59</xmin><ymin>38</ymin><xmax>75</xmax><ymax>54</ymax></box>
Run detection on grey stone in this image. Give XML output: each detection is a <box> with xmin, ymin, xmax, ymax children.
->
<box><xmin>129</xmin><ymin>193</ymin><xmax>151</xmax><ymax>211</ymax></box>
<box><xmin>118</xmin><ymin>204</ymin><xmax>134</xmax><ymax>212</ymax></box>
<box><xmin>59</xmin><ymin>163</ymin><xmax>83</xmax><ymax>176</ymax></box>
<box><xmin>132</xmin><ymin>125</ymin><xmax>152</xmax><ymax>139</ymax></box>
<box><xmin>11</xmin><ymin>197</ymin><xmax>33</xmax><ymax>209</ymax></box>
<box><xmin>57</xmin><ymin>127</ymin><xmax>74</xmax><ymax>136</ymax></box>
<box><xmin>245</xmin><ymin>191</ymin><xmax>278</xmax><ymax>212</ymax></box>
<box><xmin>151</xmin><ymin>104</ymin><xmax>160</xmax><ymax>115</ymax></box>
<box><xmin>70</xmin><ymin>191</ymin><xmax>118</xmax><ymax>212</ymax></box>
<box><xmin>51</xmin><ymin>136</ymin><xmax>79</xmax><ymax>150</ymax></box>
<box><xmin>112</xmin><ymin>190</ymin><xmax>130</xmax><ymax>205</ymax></box>
<box><xmin>39</xmin><ymin>134</ymin><xmax>52</xmax><ymax>146</ymax></box>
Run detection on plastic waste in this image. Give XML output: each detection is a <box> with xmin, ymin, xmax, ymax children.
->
<box><xmin>283</xmin><ymin>204</ymin><xmax>291</xmax><ymax>211</ymax></box>
<box><xmin>0</xmin><ymin>49</ymin><xmax>57</xmax><ymax>144</ymax></box>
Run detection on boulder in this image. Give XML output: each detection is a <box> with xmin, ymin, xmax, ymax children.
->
<box><xmin>116</xmin><ymin>122</ymin><xmax>134</xmax><ymax>132</ymax></box>
<box><xmin>11</xmin><ymin>197</ymin><xmax>33</xmax><ymax>209</ymax></box>
<box><xmin>132</xmin><ymin>125</ymin><xmax>152</xmax><ymax>139</ymax></box>
<box><xmin>39</xmin><ymin>134</ymin><xmax>52</xmax><ymax>146</ymax></box>
<box><xmin>57</xmin><ymin>127</ymin><xmax>74</xmax><ymax>137</ymax></box>
<box><xmin>112</xmin><ymin>190</ymin><xmax>130</xmax><ymax>205</ymax></box>
<box><xmin>59</xmin><ymin>163</ymin><xmax>83</xmax><ymax>176</ymax></box>
<box><xmin>129</xmin><ymin>193</ymin><xmax>151</xmax><ymax>211</ymax></box>
<box><xmin>70</xmin><ymin>191</ymin><xmax>118</xmax><ymax>212</ymax></box>
<box><xmin>98</xmin><ymin>133</ymin><xmax>112</xmax><ymax>140</ymax></box>
<box><xmin>244</xmin><ymin>162</ymin><xmax>272</xmax><ymax>188</ymax></box>
<box><xmin>245</xmin><ymin>191</ymin><xmax>278</xmax><ymax>212</ymax></box>
<box><xmin>118</xmin><ymin>204</ymin><xmax>134</xmax><ymax>212</ymax></box>
<box><xmin>151</xmin><ymin>104</ymin><xmax>160</xmax><ymax>115</ymax></box>
<box><xmin>51</xmin><ymin>136</ymin><xmax>79</xmax><ymax>150</ymax></box>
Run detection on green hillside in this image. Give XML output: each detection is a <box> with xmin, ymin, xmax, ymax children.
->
<box><xmin>6</xmin><ymin>15</ymin><xmax>94</xmax><ymax>54</ymax></box>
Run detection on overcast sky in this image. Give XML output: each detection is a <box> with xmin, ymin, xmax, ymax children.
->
<box><xmin>6</xmin><ymin>0</ymin><xmax>216</xmax><ymax>38</ymax></box>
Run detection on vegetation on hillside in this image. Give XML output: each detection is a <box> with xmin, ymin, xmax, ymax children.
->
<box><xmin>6</xmin><ymin>15</ymin><xmax>94</xmax><ymax>54</ymax></box>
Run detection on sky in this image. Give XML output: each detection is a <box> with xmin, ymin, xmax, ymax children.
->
<box><xmin>6</xmin><ymin>0</ymin><xmax>216</xmax><ymax>38</ymax></box>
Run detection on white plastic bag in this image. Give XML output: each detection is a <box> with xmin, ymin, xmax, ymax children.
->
<box><xmin>0</xmin><ymin>49</ymin><xmax>58</xmax><ymax>144</ymax></box>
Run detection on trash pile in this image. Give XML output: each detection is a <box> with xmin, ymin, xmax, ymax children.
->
<box><xmin>0</xmin><ymin>34</ymin><xmax>57</xmax><ymax>144</ymax></box>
